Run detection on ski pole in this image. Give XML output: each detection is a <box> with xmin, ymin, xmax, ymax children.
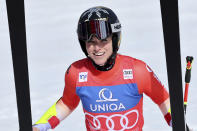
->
<box><xmin>184</xmin><ymin>56</ymin><xmax>193</xmax><ymax>131</ymax></box>
<box><xmin>184</xmin><ymin>56</ymin><xmax>193</xmax><ymax>114</ymax></box>
<box><xmin>6</xmin><ymin>0</ymin><xmax>33</xmax><ymax>130</ymax></box>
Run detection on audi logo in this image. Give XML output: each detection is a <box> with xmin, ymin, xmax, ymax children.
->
<box><xmin>85</xmin><ymin>109</ymin><xmax>139</xmax><ymax>131</ymax></box>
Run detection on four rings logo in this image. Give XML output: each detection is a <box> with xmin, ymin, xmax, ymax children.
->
<box><xmin>123</xmin><ymin>69</ymin><xmax>133</xmax><ymax>80</ymax></box>
<box><xmin>85</xmin><ymin>109</ymin><xmax>139</xmax><ymax>131</ymax></box>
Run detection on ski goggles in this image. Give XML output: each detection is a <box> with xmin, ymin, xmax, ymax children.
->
<box><xmin>78</xmin><ymin>20</ymin><xmax>121</xmax><ymax>42</ymax></box>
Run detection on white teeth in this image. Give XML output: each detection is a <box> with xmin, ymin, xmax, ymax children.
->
<box><xmin>94</xmin><ymin>52</ymin><xmax>104</xmax><ymax>56</ymax></box>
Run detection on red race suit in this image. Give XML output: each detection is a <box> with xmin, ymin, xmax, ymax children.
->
<box><xmin>62</xmin><ymin>54</ymin><xmax>169</xmax><ymax>131</ymax></box>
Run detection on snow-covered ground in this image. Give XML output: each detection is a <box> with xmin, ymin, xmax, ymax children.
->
<box><xmin>0</xmin><ymin>0</ymin><xmax>196</xmax><ymax>130</ymax></box>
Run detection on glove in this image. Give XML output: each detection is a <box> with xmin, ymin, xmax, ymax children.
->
<box><xmin>33</xmin><ymin>123</ymin><xmax>51</xmax><ymax>131</ymax></box>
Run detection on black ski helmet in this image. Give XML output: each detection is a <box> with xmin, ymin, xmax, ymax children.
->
<box><xmin>77</xmin><ymin>6</ymin><xmax>121</xmax><ymax>70</ymax></box>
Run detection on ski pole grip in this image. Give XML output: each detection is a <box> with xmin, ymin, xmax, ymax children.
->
<box><xmin>185</xmin><ymin>56</ymin><xmax>193</xmax><ymax>83</ymax></box>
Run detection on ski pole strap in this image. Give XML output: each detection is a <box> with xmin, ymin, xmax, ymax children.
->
<box><xmin>34</xmin><ymin>102</ymin><xmax>60</xmax><ymax>129</ymax></box>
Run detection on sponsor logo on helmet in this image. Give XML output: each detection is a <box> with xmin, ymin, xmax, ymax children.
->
<box><xmin>79</xmin><ymin>72</ymin><xmax>88</xmax><ymax>82</ymax></box>
<box><xmin>111</xmin><ymin>22</ymin><xmax>121</xmax><ymax>33</ymax></box>
<box><xmin>123</xmin><ymin>69</ymin><xmax>133</xmax><ymax>79</ymax></box>
<box><xmin>82</xmin><ymin>7</ymin><xmax>109</xmax><ymax>21</ymax></box>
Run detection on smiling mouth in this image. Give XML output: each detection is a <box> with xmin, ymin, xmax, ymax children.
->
<box><xmin>93</xmin><ymin>52</ymin><xmax>105</xmax><ymax>56</ymax></box>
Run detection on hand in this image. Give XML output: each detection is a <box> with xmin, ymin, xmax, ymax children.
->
<box><xmin>32</xmin><ymin>123</ymin><xmax>51</xmax><ymax>131</ymax></box>
<box><xmin>33</xmin><ymin>127</ymin><xmax>40</xmax><ymax>131</ymax></box>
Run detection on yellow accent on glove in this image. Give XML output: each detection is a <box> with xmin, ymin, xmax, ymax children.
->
<box><xmin>168</xmin><ymin>108</ymin><xmax>171</xmax><ymax>113</ymax></box>
<box><xmin>35</xmin><ymin>102</ymin><xmax>57</xmax><ymax>124</ymax></box>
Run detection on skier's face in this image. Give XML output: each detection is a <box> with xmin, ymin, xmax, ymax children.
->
<box><xmin>85</xmin><ymin>36</ymin><xmax>113</xmax><ymax>66</ymax></box>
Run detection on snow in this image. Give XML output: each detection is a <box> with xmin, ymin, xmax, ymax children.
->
<box><xmin>0</xmin><ymin>0</ymin><xmax>196</xmax><ymax>130</ymax></box>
